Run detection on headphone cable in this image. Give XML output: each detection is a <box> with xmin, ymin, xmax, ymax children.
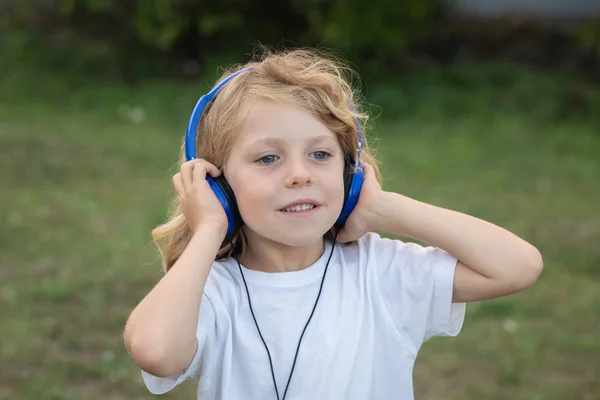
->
<box><xmin>227</xmin><ymin>227</ymin><xmax>340</xmax><ymax>400</ymax></box>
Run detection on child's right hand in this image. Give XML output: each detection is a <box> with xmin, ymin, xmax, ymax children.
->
<box><xmin>172</xmin><ymin>159</ymin><xmax>229</xmax><ymax>236</ymax></box>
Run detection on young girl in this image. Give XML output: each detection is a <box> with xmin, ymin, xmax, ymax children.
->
<box><xmin>124</xmin><ymin>48</ymin><xmax>543</xmax><ymax>400</ymax></box>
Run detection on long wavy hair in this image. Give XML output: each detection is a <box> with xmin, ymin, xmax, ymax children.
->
<box><xmin>153</xmin><ymin>47</ymin><xmax>383</xmax><ymax>272</ymax></box>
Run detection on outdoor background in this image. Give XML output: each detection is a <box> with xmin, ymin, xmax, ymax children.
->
<box><xmin>1</xmin><ymin>1</ymin><xmax>599</xmax><ymax>399</ymax></box>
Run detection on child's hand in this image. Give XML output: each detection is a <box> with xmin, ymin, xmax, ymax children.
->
<box><xmin>333</xmin><ymin>162</ymin><xmax>383</xmax><ymax>243</ymax></box>
<box><xmin>172</xmin><ymin>159</ymin><xmax>228</xmax><ymax>236</ymax></box>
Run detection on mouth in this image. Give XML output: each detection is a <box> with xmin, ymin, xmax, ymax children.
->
<box><xmin>280</xmin><ymin>204</ymin><xmax>318</xmax><ymax>213</ymax></box>
<box><xmin>278</xmin><ymin>200</ymin><xmax>320</xmax><ymax>213</ymax></box>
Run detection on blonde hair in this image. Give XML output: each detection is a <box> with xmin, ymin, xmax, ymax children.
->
<box><xmin>152</xmin><ymin>47</ymin><xmax>383</xmax><ymax>272</ymax></box>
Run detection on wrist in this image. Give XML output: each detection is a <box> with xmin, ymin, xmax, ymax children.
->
<box><xmin>367</xmin><ymin>191</ymin><xmax>395</xmax><ymax>232</ymax></box>
<box><xmin>193</xmin><ymin>220</ymin><xmax>228</xmax><ymax>244</ymax></box>
<box><xmin>369</xmin><ymin>191</ymin><xmax>419</xmax><ymax>236</ymax></box>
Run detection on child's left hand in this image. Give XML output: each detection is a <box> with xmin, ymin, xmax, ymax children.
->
<box><xmin>332</xmin><ymin>162</ymin><xmax>384</xmax><ymax>243</ymax></box>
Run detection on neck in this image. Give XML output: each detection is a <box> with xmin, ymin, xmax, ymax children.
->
<box><xmin>240</xmin><ymin>232</ymin><xmax>325</xmax><ymax>273</ymax></box>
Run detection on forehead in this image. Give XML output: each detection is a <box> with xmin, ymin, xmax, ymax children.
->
<box><xmin>235</xmin><ymin>99</ymin><xmax>338</xmax><ymax>146</ymax></box>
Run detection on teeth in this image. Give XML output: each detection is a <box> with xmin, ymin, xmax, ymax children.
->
<box><xmin>282</xmin><ymin>204</ymin><xmax>315</xmax><ymax>212</ymax></box>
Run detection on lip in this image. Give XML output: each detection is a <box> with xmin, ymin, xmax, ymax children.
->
<box><xmin>278</xmin><ymin>198</ymin><xmax>321</xmax><ymax>210</ymax></box>
<box><xmin>278</xmin><ymin>205</ymin><xmax>321</xmax><ymax>217</ymax></box>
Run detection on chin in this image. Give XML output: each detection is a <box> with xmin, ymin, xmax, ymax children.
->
<box><xmin>273</xmin><ymin>231</ymin><xmax>325</xmax><ymax>247</ymax></box>
<box><xmin>244</xmin><ymin>219</ymin><xmax>332</xmax><ymax>248</ymax></box>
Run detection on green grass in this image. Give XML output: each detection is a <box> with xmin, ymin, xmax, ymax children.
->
<box><xmin>1</xmin><ymin>62</ymin><xmax>599</xmax><ymax>399</ymax></box>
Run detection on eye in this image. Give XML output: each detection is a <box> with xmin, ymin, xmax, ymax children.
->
<box><xmin>257</xmin><ymin>155</ymin><xmax>279</xmax><ymax>164</ymax></box>
<box><xmin>311</xmin><ymin>151</ymin><xmax>331</xmax><ymax>160</ymax></box>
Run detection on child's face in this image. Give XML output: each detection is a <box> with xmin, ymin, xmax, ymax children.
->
<box><xmin>225</xmin><ymin>99</ymin><xmax>346</xmax><ymax>247</ymax></box>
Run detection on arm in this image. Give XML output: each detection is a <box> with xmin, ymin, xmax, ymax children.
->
<box><xmin>123</xmin><ymin>222</ymin><xmax>225</xmax><ymax>377</ymax></box>
<box><xmin>370</xmin><ymin>191</ymin><xmax>543</xmax><ymax>303</ymax></box>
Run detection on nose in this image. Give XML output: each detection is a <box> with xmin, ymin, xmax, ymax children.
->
<box><xmin>284</xmin><ymin>157</ymin><xmax>312</xmax><ymax>188</ymax></box>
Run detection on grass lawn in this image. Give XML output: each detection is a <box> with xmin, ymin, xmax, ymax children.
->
<box><xmin>1</xmin><ymin>62</ymin><xmax>599</xmax><ymax>399</ymax></box>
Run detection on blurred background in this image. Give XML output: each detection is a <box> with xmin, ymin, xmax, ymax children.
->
<box><xmin>1</xmin><ymin>1</ymin><xmax>599</xmax><ymax>399</ymax></box>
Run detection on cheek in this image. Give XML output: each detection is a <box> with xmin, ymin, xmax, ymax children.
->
<box><xmin>324</xmin><ymin>170</ymin><xmax>346</xmax><ymax>209</ymax></box>
<box><xmin>309</xmin><ymin>160</ymin><xmax>345</xmax><ymax>212</ymax></box>
<box><xmin>231</xmin><ymin>175</ymin><xmax>274</xmax><ymax>214</ymax></box>
<box><xmin>233</xmin><ymin>180</ymin><xmax>277</xmax><ymax>234</ymax></box>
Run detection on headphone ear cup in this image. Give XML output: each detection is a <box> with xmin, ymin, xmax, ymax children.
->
<box><xmin>342</xmin><ymin>161</ymin><xmax>354</xmax><ymax>206</ymax></box>
<box><xmin>336</xmin><ymin>160</ymin><xmax>364</xmax><ymax>226</ymax></box>
<box><xmin>205</xmin><ymin>175</ymin><xmax>243</xmax><ymax>236</ymax></box>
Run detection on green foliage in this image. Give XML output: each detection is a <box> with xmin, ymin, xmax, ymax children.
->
<box><xmin>574</xmin><ymin>18</ymin><xmax>600</xmax><ymax>55</ymax></box>
<box><xmin>1</xmin><ymin>0</ymin><xmax>444</xmax><ymax>78</ymax></box>
<box><xmin>303</xmin><ymin>0</ymin><xmax>441</xmax><ymax>61</ymax></box>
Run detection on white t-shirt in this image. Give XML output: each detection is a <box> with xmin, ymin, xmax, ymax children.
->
<box><xmin>141</xmin><ymin>232</ymin><xmax>466</xmax><ymax>399</ymax></box>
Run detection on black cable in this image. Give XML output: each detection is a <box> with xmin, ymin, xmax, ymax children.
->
<box><xmin>227</xmin><ymin>227</ymin><xmax>340</xmax><ymax>400</ymax></box>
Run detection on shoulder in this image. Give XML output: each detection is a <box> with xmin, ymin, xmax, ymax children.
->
<box><xmin>332</xmin><ymin>232</ymin><xmax>420</xmax><ymax>279</ymax></box>
<box><xmin>201</xmin><ymin>258</ymin><xmax>246</xmax><ymax>310</ymax></box>
<box><xmin>348</xmin><ymin>231</ymin><xmax>438</xmax><ymax>263</ymax></box>
<box><xmin>354</xmin><ymin>233</ymin><xmax>465</xmax><ymax>346</ymax></box>
<box><xmin>346</xmin><ymin>232</ymin><xmax>457</xmax><ymax>284</ymax></box>
<box><xmin>351</xmin><ymin>231</ymin><xmax>418</xmax><ymax>253</ymax></box>
<box><xmin>333</xmin><ymin>232</ymin><xmax>402</xmax><ymax>268</ymax></box>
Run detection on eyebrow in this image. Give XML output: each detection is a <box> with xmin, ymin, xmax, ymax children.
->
<box><xmin>247</xmin><ymin>135</ymin><xmax>338</xmax><ymax>148</ymax></box>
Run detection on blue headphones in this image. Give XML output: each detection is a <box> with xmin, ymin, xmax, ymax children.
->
<box><xmin>185</xmin><ymin>67</ymin><xmax>364</xmax><ymax>237</ymax></box>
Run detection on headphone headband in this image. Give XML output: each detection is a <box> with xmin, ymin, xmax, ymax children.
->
<box><xmin>347</xmin><ymin>103</ymin><xmax>363</xmax><ymax>167</ymax></box>
<box><xmin>185</xmin><ymin>67</ymin><xmax>364</xmax><ymax>165</ymax></box>
<box><xmin>185</xmin><ymin>67</ymin><xmax>253</xmax><ymax>161</ymax></box>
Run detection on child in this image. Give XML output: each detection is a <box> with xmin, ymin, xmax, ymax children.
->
<box><xmin>124</xmin><ymin>48</ymin><xmax>543</xmax><ymax>400</ymax></box>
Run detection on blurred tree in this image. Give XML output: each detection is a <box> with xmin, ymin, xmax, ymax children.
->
<box><xmin>0</xmin><ymin>0</ymin><xmax>444</xmax><ymax>81</ymax></box>
<box><xmin>299</xmin><ymin>0</ymin><xmax>444</xmax><ymax>70</ymax></box>
<box><xmin>575</xmin><ymin>18</ymin><xmax>600</xmax><ymax>55</ymax></box>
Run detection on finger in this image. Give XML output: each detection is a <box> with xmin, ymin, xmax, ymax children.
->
<box><xmin>193</xmin><ymin>161</ymin><xmax>223</xmax><ymax>190</ymax></box>
<box><xmin>172</xmin><ymin>173</ymin><xmax>184</xmax><ymax>198</ymax></box>
<box><xmin>192</xmin><ymin>162</ymin><xmax>209</xmax><ymax>190</ymax></box>
<box><xmin>361</xmin><ymin>162</ymin><xmax>375</xmax><ymax>180</ymax></box>
<box><xmin>361</xmin><ymin>161</ymin><xmax>371</xmax><ymax>174</ymax></box>
<box><xmin>205</xmin><ymin>163</ymin><xmax>222</xmax><ymax>178</ymax></box>
<box><xmin>198</xmin><ymin>160</ymin><xmax>221</xmax><ymax>179</ymax></box>
<box><xmin>181</xmin><ymin>159</ymin><xmax>203</xmax><ymax>193</ymax></box>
